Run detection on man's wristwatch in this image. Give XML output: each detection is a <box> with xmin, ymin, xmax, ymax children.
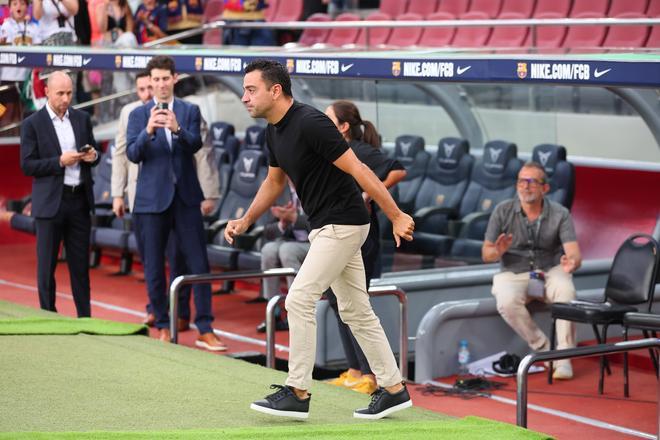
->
<box><xmin>173</xmin><ymin>125</ymin><xmax>182</xmax><ymax>135</ymax></box>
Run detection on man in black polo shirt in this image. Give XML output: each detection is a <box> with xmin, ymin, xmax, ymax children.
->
<box><xmin>225</xmin><ymin>60</ymin><xmax>415</xmax><ymax>420</ymax></box>
<box><xmin>482</xmin><ymin>162</ymin><xmax>582</xmax><ymax>380</ymax></box>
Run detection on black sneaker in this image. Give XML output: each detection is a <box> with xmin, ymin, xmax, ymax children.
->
<box><xmin>353</xmin><ymin>385</ymin><xmax>413</xmax><ymax>419</ymax></box>
<box><xmin>250</xmin><ymin>384</ymin><xmax>310</xmax><ymax>419</ymax></box>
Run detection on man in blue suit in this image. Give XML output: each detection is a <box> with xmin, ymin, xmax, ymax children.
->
<box><xmin>126</xmin><ymin>55</ymin><xmax>226</xmax><ymax>351</ymax></box>
<box><xmin>20</xmin><ymin>71</ymin><xmax>101</xmax><ymax>317</ymax></box>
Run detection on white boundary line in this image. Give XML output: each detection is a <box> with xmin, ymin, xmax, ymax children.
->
<box><xmin>425</xmin><ymin>380</ymin><xmax>655</xmax><ymax>439</ymax></box>
<box><xmin>0</xmin><ymin>278</ymin><xmax>290</xmax><ymax>352</ymax></box>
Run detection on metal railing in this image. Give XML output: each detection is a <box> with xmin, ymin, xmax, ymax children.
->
<box><xmin>168</xmin><ymin>267</ymin><xmax>297</xmax><ymax>343</ymax></box>
<box><xmin>516</xmin><ymin>338</ymin><xmax>660</xmax><ymax>429</ymax></box>
<box><xmin>264</xmin><ymin>284</ymin><xmax>409</xmax><ymax>380</ymax></box>
<box><xmin>168</xmin><ymin>269</ymin><xmax>409</xmax><ymax>378</ymax></box>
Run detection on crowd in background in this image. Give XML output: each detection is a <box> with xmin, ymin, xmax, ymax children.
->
<box><xmin>0</xmin><ymin>0</ymin><xmax>369</xmax><ymax>131</ymax></box>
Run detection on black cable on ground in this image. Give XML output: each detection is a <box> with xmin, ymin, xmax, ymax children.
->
<box><xmin>416</xmin><ymin>377</ymin><xmax>508</xmax><ymax>400</ymax></box>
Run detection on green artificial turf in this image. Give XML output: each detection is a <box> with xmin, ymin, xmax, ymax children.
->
<box><xmin>0</xmin><ymin>300</ymin><xmax>552</xmax><ymax>439</ymax></box>
<box><xmin>0</xmin><ymin>417</ymin><xmax>552</xmax><ymax>439</ymax></box>
<box><xmin>0</xmin><ymin>300</ymin><xmax>147</xmax><ymax>336</ymax></box>
<box><xmin>0</xmin><ymin>318</ymin><xmax>147</xmax><ymax>335</ymax></box>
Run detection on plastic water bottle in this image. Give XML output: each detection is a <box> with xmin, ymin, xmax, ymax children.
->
<box><xmin>458</xmin><ymin>339</ymin><xmax>470</xmax><ymax>376</ymax></box>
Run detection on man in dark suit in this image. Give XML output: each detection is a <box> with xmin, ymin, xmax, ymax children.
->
<box><xmin>126</xmin><ymin>55</ymin><xmax>226</xmax><ymax>351</ymax></box>
<box><xmin>20</xmin><ymin>71</ymin><xmax>100</xmax><ymax>317</ymax></box>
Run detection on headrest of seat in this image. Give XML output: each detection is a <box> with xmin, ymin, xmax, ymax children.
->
<box><xmin>532</xmin><ymin>144</ymin><xmax>566</xmax><ymax>177</ymax></box>
<box><xmin>234</xmin><ymin>150</ymin><xmax>265</xmax><ymax>183</ymax></box>
<box><xmin>393</xmin><ymin>135</ymin><xmax>425</xmax><ymax>165</ymax></box>
<box><xmin>436</xmin><ymin>137</ymin><xmax>469</xmax><ymax>169</ymax></box>
<box><xmin>482</xmin><ymin>140</ymin><xmax>517</xmax><ymax>175</ymax></box>
<box><xmin>210</xmin><ymin>122</ymin><xmax>235</xmax><ymax>147</ymax></box>
<box><xmin>244</xmin><ymin>125</ymin><xmax>266</xmax><ymax>150</ymax></box>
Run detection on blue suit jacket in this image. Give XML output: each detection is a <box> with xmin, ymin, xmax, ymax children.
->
<box><xmin>20</xmin><ymin>106</ymin><xmax>100</xmax><ymax>218</ymax></box>
<box><xmin>126</xmin><ymin>98</ymin><xmax>204</xmax><ymax>214</ymax></box>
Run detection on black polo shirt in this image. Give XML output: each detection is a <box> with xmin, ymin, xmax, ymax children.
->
<box><xmin>266</xmin><ymin>101</ymin><xmax>369</xmax><ymax>230</ymax></box>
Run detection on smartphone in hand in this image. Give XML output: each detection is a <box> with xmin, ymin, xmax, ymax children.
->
<box><xmin>156</xmin><ymin>102</ymin><xmax>168</xmax><ymax>111</ymax></box>
<box><xmin>80</xmin><ymin>144</ymin><xmax>94</xmax><ymax>153</ymax></box>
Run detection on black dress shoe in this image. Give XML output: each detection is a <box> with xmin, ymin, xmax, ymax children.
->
<box><xmin>256</xmin><ymin>319</ymin><xmax>289</xmax><ymax>333</ymax></box>
<box><xmin>245</xmin><ymin>296</ymin><xmax>268</xmax><ymax>304</ymax></box>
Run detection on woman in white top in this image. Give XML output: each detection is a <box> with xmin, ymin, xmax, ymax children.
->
<box><xmin>33</xmin><ymin>0</ymin><xmax>79</xmax><ymax>44</ymax></box>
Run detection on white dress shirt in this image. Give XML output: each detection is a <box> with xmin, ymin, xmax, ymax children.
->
<box><xmin>46</xmin><ymin>103</ymin><xmax>80</xmax><ymax>186</ymax></box>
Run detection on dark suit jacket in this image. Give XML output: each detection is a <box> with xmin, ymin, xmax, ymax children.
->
<box><xmin>126</xmin><ymin>98</ymin><xmax>204</xmax><ymax>214</ymax></box>
<box><xmin>20</xmin><ymin>106</ymin><xmax>100</xmax><ymax>219</ymax></box>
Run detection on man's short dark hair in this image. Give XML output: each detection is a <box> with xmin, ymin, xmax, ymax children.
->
<box><xmin>135</xmin><ymin>70</ymin><xmax>150</xmax><ymax>80</ymax></box>
<box><xmin>146</xmin><ymin>55</ymin><xmax>176</xmax><ymax>76</ymax></box>
<box><xmin>244</xmin><ymin>59</ymin><xmax>292</xmax><ymax>97</ymax></box>
<box><xmin>522</xmin><ymin>161</ymin><xmax>547</xmax><ymax>183</ymax></box>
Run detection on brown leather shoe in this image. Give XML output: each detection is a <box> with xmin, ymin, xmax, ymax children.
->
<box><xmin>195</xmin><ymin>332</ymin><xmax>227</xmax><ymax>352</ymax></box>
<box><xmin>158</xmin><ymin>328</ymin><xmax>171</xmax><ymax>342</ymax></box>
<box><xmin>143</xmin><ymin>313</ymin><xmax>156</xmax><ymax>327</ymax></box>
<box><xmin>177</xmin><ymin>318</ymin><xmax>190</xmax><ymax>332</ymax></box>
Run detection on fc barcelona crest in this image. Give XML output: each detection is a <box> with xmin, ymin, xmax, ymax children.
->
<box><xmin>392</xmin><ymin>61</ymin><xmax>401</xmax><ymax>77</ymax></box>
<box><xmin>517</xmin><ymin>62</ymin><xmax>528</xmax><ymax>79</ymax></box>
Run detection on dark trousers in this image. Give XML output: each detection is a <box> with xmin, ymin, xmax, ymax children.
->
<box><xmin>35</xmin><ymin>189</ymin><xmax>91</xmax><ymax>317</ymax></box>
<box><xmin>136</xmin><ymin>192</ymin><xmax>212</xmax><ymax>333</ymax></box>
<box><xmin>167</xmin><ymin>234</ymin><xmax>193</xmax><ymax>320</ymax></box>
<box><xmin>327</xmin><ymin>219</ymin><xmax>382</xmax><ymax>375</ymax></box>
<box><xmin>136</xmin><ymin>216</ymin><xmax>192</xmax><ymax>318</ymax></box>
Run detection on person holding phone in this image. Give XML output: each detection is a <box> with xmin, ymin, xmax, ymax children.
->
<box><xmin>20</xmin><ymin>70</ymin><xmax>100</xmax><ymax>317</ymax></box>
<box><xmin>482</xmin><ymin>162</ymin><xmax>582</xmax><ymax>380</ymax></box>
<box><xmin>126</xmin><ymin>55</ymin><xmax>226</xmax><ymax>351</ymax></box>
<box><xmin>32</xmin><ymin>0</ymin><xmax>79</xmax><ymax>44</ymax></box>
<box><xmin>111</xmin><ymin>70</ymin><xmax>220</xmax><ymax>332</ymax></box>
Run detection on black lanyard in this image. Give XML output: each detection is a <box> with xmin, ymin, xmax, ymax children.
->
<box><xmin>526</xmin><ymin>215</ymin><xmax>543</xmax><ymax>271</ymax></box>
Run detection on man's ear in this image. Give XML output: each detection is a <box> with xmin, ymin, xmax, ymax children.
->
<box><xmin>271</xmin><ymin>83</ymin><xmax>282</xmax><ymax>99</ymax></box>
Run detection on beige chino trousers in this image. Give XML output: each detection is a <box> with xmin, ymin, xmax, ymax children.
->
<box><xmin>492</xmin><ymin>264</ymin><xmax>576</xmax><ymax>353</ymax></box>
<box><xmin>284</xmin><ymin>223</ymin><xmax>402</xmax><ymax>391</ymax></box>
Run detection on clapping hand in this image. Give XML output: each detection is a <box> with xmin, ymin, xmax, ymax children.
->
<box><xmin>494</xmin><ymin>233</ymin><xmax>513</xmax><ymax>258</ymax></box>
<box><xmin>270</xmin><ymin>201</ymin><xmax>297</xmax><ymax>226</ymax></box>
<box><xmin>560</xmin><ymin>254</ymin><xmax>578</xmax><ymax>273</ymax></box>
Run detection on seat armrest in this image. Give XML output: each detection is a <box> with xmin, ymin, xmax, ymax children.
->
<box><xmin>92</xmin><ymin>208</ymin><xmax>115</xmax><ymax>227</ymax></box>
<box><xmin>206</xmin><ymin>218</ymin><xmax>230</xmax><ymax>242</ymax></box>
<box><xmin>457</xmin><ymin>211</ymin><xmax>492</xmax><ymax>238</ymax></box>
<box><xmin>233</xmin><ymin>225</ymin><xmax>264</xmax><ymax>250</ymax></box>
<box><xmin>413</xmin><ymin>206</ymin><xmax>458</xmax><ymax>223</ymax></box>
